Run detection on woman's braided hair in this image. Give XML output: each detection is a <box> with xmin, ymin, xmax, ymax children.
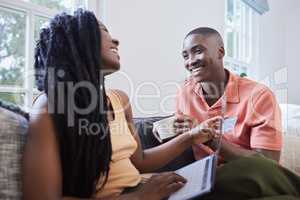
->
<box><xmin>34</xmin><ymin>9</ymin><xmax>112</xmax><ymax>197</ymax></box>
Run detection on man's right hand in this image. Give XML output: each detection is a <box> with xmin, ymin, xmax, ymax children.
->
<box><xmin>188</xmin><ymin>116</ymin><xmax>222</xmax><ymax>145</ymax></box>
<box><xmin>173</xmin><ymin>115</ymin><xmax>197</xmax><ymax>135</ymax></box>
<box><xmin>135</xmin><ymin>172</ymin><xmax>187</xmax><ymax>200</ymax></box>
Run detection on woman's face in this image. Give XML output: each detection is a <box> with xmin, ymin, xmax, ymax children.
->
<box><xmin>99</xmin><ymin>23</ymin><xmax>120</xmax><ymax>73</ymax></box>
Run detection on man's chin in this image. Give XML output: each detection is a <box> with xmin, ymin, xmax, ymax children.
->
<box><xmin>192</xmin><ymin>76</ymin><xmax>207</xmax><ymax>83</ymax></box>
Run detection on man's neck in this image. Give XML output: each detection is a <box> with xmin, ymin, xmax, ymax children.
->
<box><xmin>200</xmin><ymin>69</ymin><xmax>229</xmax><ymax>106</ymax></box>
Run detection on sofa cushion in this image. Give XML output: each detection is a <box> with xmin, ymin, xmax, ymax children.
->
<box><xmin>0</xmin><ymin>107</ymin><xmax>28</xmax><ymax>199</ymax></box>
<box><xmin>133</xmin><ymin>116</ymin><xmax>195</xmax><ymax>172</ymax></box>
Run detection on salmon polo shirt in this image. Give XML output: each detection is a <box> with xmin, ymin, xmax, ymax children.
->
<box><xmin>176</xmin><ymin>70</ymin><xmax>282</xmax><ymax>160</ymax></box>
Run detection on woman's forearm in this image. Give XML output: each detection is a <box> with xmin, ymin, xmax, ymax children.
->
<box><xmin>137</xmin><ymin>133</ymin><xmax>193</xmax><ymax>173</ymax></box>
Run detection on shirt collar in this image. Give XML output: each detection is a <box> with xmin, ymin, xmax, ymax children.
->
<box><xmin>193</xmin><ymin>69</ymin><xmax>240</xmax><ymax>105</ymax></box>
<box><xmin>225</xmin><ymin>70</ymin><xmax>240</xmax><ymax>103</ymax></box>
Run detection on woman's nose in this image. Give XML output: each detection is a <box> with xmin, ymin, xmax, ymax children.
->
<box><xmin>112</xmin><ymin>38</ymin><xmax>119</xmax><ymax>46</ymax></box>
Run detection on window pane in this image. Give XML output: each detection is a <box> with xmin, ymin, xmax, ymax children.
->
<box><xmin>225</xmin><ymin>61</ymin><xmax>232</xmax><ymax>70</ymax></box>
<box><xmin>235</xmin><ymin>0</ymin><xmax>242</xmax><ymax>27</ymax></box>
<box><xmin>245</xmin><ymin>6</ymin><xmax>251</xmax><ymax>62</ymax></box>
<box><xmin>23</xmin><ymin>0</ymin><xmax>86</xmax><ymax>12</ymax></box>
<box><xmin>0</xmin><ymin>7</ymin><xmax>26</xmax><ymax>86</ymax></box>
<box><xmin>234</xmin><ymin>31</ymin><xmax>240</xmax><ymax>59</ymax></box>
<box><xmin>75</xmin><ymin>0</ymin><xmax>87</xmax><ymax>9</ymax></box>
<box><xmin>33</xmin><ymin>16</ymin><xmax>49</xmax><ymax>90</ymax></box>
<box><xmin>34</xmin><ymin>15</ymin><xmax>49</xmax><ymax>41</ymax></box>
<box><xmin>225</xmin><ymin>61</ymin><xmax>238</xmax><ymax>75</ymax></box>
<box><xmin>23</xmin><ymin>0</ymin><xmax>72</xmax><ymax>12</ymax></box>
<box><xmin>227</xmin><ymin>0</ymin><xmax>234</xmax><ymax>23</ymax></box>
<box><xmin>226</xmin><ymin>30</ymin><xmax>234</xmax><ymax>58</ymax></box>
<box><xmin>0</xmin><ymin>92</ymin><xmax>25</xmax><ymax>105</ymax></box>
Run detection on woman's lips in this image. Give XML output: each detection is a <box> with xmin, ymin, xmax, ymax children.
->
<box><xmin>110</xmin><ymin>48</ymin><xmax>120</xmax><ymax>59</ymax></box>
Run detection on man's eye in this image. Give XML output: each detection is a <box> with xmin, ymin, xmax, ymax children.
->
<box><xmin>195</xmin><ymin>49</ymin><xmax>203</xmax><ymax>54</ymax></box>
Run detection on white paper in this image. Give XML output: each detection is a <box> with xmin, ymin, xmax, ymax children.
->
<box><xmin>153</xmin><ymin>116</ymin><xmax>237</xmax><ymax>142</ymax></box>
<box><xmin>223</xmin><ymin>116</ymin><xmax>237</xmax><ymax>133</ymax></box>
<box><xmin>152</xmin><ymin>116</ymin><xmax>177</xmax><ymax>141</ymax></box>
<box><xmin>168</xmin><ymin>155</ymin><xmax>216</xmax><ymax>200</ymax></box>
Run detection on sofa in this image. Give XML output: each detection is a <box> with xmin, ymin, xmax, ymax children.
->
<box><xmin>279</xmin><ymin>104</ymin><xmax>300</xmax><ymax>175</ymax></box>
<box><xmin>0</xmin><ymin>106</ymin><xmax>28</xmax><ymax>199</ymax></box>
<box><xmin>1</xmin><ymin>104</ymin><xmax>300</xmax><ymax>199</ymax></box>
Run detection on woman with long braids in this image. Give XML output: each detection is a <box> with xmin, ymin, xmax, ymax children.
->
<box><xmin>24</xmin><ymin>9</ymin><xmax>191</xmax><ymax>199</ymax></box>
<box><xmin>22</xmin><ymin>9</ymin><xmax>300</xmax><ymax>200</ymax></box>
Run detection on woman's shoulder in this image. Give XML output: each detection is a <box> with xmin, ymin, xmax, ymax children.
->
<box><xmin>27</xmin><ymin>107</ymin><xmax>58</xmax><ymax>152</ymax></box>
<box><xmin>30</xmin><ymin>93</ymin><xmax>48</xmax><ymax>121</ymax></box>
<box><xmin>32</xmin><ymin>93</ymin><xmax>47</xmax><ymax>107</ymax></box>
<box><xmin>107</xmin><ymin>89</ymin><xmax>132</xmax><ymax>120</ymax></box>
<box><xmin>107</xmin><ymin>89</ymin><xmax>130</xmax><ymax>108</ymax></box>
<box><xmin>29</xmin><ymin>93</ymin><xmax>54</xmax><ymax>137</ymax></box>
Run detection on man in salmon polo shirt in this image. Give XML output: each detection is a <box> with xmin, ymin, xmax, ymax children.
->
<box><xmin>174</xmin><ymin>27</ymin><xmax>282</xmax><ymax>162</ymax></box>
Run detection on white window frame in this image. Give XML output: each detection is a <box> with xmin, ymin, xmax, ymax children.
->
<box><xmin>224</xmin><ymin>0</ymin><xmax>260</xmax><ymax>77</ymax></box>
<box><xmin>0</xmin><ymin>0</ymin><xmax>101</xmax><ymax>110</ymax></box>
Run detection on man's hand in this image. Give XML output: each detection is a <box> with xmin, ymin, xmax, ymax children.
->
<box><xmin>173</xmin><ymin>115</ymin><xmax>197</xmax><ymax>135</ymax></box>
<box><xmin>188</xmin><ymin>116</ymin><xmax>222</xmax><ymax>144</ymax></box>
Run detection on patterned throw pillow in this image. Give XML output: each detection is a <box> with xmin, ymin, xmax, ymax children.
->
<box><xmin>0</xmin><ymin>107</ymin><xmax>28</xmax><ymax>199</ymax></box>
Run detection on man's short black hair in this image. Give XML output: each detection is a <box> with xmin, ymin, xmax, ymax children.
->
<box><xmin>185</xmin><ymin>27</ymin><xmax>224</xmax><ymax>46</ymax></box>
<box><xmin>186</xmin><ymin>27</ymin><xmax>221</xmax><ymax>38</ymax></box>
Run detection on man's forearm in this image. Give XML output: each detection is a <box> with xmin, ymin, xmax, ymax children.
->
<box><xmin>220</xmin><ymin>139</ymin><xmax>257</xmax><ymax>161</ymax></box>
<box><xmin>209</xmin><ymin>138</ymin><xmax>281</xmax><ymax>162</ymax></box>
<box><xmin>209</xmin><ymin>138</ymin><xmax>257</xmax><ymax>161</ymax></box>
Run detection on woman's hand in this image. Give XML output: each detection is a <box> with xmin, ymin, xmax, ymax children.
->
<box><xmin>188</xmin><ymin>116</ymin><xmax>222</xmax><ymax>144</ymax></box>
<box><xmin>135</xmin><ymin>172</ymin><xmax>187</xmax><ymax>200</ymax></box>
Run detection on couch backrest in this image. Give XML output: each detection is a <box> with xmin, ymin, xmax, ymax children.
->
<box><xmin>0</xmin><ymin>107</ymin><xmax>28</xmax><ymax>199</ymax></box>
<box><xmin>133</xmin><ymin>117</ymin><xmax>195</xmax><ymax>172</ymax></box>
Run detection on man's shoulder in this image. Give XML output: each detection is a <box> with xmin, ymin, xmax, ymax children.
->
<box><xmin>234</xmin><ymin>76</ymin><xmax>277</xmax><ymax>107</ymax></box>
<box><xmin>236</xmin><ymin>75</ymin><xmax>273</xmax><ymax>95</ymax></box>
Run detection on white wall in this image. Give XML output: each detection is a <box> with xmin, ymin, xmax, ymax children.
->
<box><xmin>257</xmin><ymin>0</ymin><xmax>287</xmax><ymax>80</ymax></box>
<box><xmin>258</xmin><ymin>0</ymin><xmax>300</xmax><ymax>105</ymax></box>
<box><xmin>285</xmin><ymin>2</ymin><xmax>300</xmax><ymax>104</ymax></box>
<box><xmin>102</xmin><ymin>0</ymin><xmax>226</xmax><ymax>117</ymax></box>
<box><xmin>101</xmin><ymin>0</ymin><xmax>300</xmax><ymax>116</ymax></box>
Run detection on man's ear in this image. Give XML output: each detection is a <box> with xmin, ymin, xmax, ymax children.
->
<box><xmin>218</xmin><ymin>46</ymin><xmax>225</xmax><ymax>59</ymax></box>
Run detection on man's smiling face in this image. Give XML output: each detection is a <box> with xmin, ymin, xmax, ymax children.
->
<box><xmin>182</xmin><ymin>34</ymin><xmax>224</xmax><ymax>83</ymax></box>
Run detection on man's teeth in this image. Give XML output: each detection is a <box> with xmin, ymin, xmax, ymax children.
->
<box><xmin>192</xmin><ymin>67</ymin><xmax>202</xmax><ymax>73</ymax></box>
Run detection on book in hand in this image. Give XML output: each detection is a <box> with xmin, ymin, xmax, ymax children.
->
<box><xmin>153</xmin><ymin>115</ymin><xmax>237</xmax><ymax>143</ymax></box>
<box><xmin>152</xmin><ymin>116</ymin><xmax>177</xmax><ymax>142</ymax></box>
<box><xmin>168</xmin><ymin>154</ymin><xmax>218</xmax><ymax>200</ymax></box>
